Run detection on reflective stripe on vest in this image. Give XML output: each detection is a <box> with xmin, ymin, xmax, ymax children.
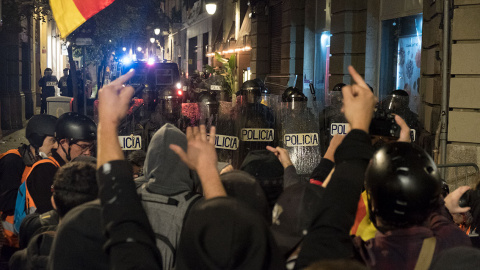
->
<box><xmin>0</xmin><ymin>149</ymin><xmax>21</xmax><ymax>159</ymax></box>
<box><xmin>24</xmin><ymin>157</ymin><xmax>61</xmax><ymax>213</ymax></box>
<box><xmin>1</xmin><ymin>214</ymin><xmax>18</xmax><ymax>247</ymax></box>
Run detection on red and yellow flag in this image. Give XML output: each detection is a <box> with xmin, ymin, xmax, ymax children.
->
<box><xmin>50</xmin><ymin>0</ymin><xmax>116</xmax><ymax>38</ymax></box>
<box><xmin>350</xmin><ymin>191</ymin><xmax>377</xmax><ymax>241</ymax></box>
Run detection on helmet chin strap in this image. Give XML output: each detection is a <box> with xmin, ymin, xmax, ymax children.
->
<box><xmin>58</xmin><ymin>140</ymin><xmax>72</xmax><ymax>162</ymax></box>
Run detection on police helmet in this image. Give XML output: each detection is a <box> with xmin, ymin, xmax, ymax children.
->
<box><xmin>55</xmin><ymin>112</ymin><xmax>96</xmax><ymax>142</ymax></box>
<box><xmin>384</xmin><ymin>89</ymin><xmax>410</xmax><ymax>113</ymax></box>
<box><xmin>26</xmin><ymin>114</ymin><xmax>58</xmax><ymax>148</ymax></box>
<box><xmin>365</xmin><ymin>142</ymin><xmax>441</xmax><ymax>230</ymax></box>
<box><xmin>238</xmin><ymin>79</ymin><xmax>269</xmax><ymax>96</ymax></box>
<box><xmin>197</xmin><ymin>91</ymin><xmax>219</xmax><ymax>116</ymax></box>
<box><xmin>332</xmin><ymin>83</ymin><xmax>346</xmax><ymax>92</ymax></box>
<box><xmin>282</xmin><ymin>87</ymin><xmax>307</xmax><ymax>102</ymax></box>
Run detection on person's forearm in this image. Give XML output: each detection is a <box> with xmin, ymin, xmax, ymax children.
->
<box><xmin>197</xmin><ymin>165</ymin><xmax>226</xmax><ymax>199</ymax></box>
<box><xmin>97</xmin><ymin>122</ymin><xmax>124</xmax><ymax>169</ymax></box>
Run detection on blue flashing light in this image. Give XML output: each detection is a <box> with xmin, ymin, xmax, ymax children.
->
<box><xmin>122</xmin><ymin>56</ymin><xmax>132</xmax><ymax>65</ymax></box>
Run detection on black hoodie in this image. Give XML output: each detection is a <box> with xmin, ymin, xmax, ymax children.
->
<box><xmin>176</xmin><ymin>197</ymin><xmax>284</xmax><ymax>270</ymax></box>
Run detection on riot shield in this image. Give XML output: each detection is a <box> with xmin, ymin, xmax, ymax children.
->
<box><xmin>232</xmin><ymin>94</ymin><xmax>279</xmax><ymax>168</ymax></box>
<box><xmin>278</xmin><ymin>101</ymin><xmax>321</xmax><ymax>176</ymax></box>
<box><xmin>319</xmin><ymin>91</ymin><xmax>348</xmax><ymax>155</ymax></box>
<box><xmin>214</xmin><ymin>101</ymin><xmax>237</xmax><ymax>164</ymax></box>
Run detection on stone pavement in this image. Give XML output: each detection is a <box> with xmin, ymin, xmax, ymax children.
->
<box><xmin>0</xmin><ymin>126</ymin><xmax>28</xmax><ymax>153</ymax></box>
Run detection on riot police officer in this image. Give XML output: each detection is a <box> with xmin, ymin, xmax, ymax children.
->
<box><xmin>38</xmin><ymin>68</ymin><xmax>58</xmax><ymax>114</ymax></box>
<box><xmin>233</xmin><ymin>79</ymin><xmax>276</xmax><ymax>168</ymax></box>
<box><xmin>280</xmin><ymin>87</ymin><xmax>320</xmax><ymax>175</ymax></box>
<box><xmin>381</xmin><ymin>89</ymin><xmax>421</xmax><ymax>141</ymax></box>
<box><xmin>319</xmin><ymin>83</ymin><xmax>348</xmax><ymax>155</ymax></box>
<box><xmin>197</xmin><ymin>91</ymin><xmax>218</xmax><ymax>127</ymax></box>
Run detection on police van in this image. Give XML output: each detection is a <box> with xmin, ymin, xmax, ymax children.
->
<box><xmin>118</xmin><ymin>61</ymin><xmax>183</xmax><ymax>151</ymax></box>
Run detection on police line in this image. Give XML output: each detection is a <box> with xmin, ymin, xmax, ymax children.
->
<box><xmin>119</xmin><ymin>131</ymin><xmax>319</xmax><ymax>151</ymax></box>
<box><xmin>330</xmin><ymin>123</ymin><xmax>416</xmax><ymax>141</ymax></box>
<box><xmin>119</xmin><ymin>126</ymin><xmax>415</xmax><ymax>151</ymax></box>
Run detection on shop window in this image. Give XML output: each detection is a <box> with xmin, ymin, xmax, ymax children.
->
<box><xmin>379</xmin><ymin>14</ymin><xmax>422</xmax><ymax>114</ymax></box>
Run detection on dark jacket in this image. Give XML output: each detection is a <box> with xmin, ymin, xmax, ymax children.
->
<box><xmin>38</xmin><ymin>76</ymin><xmax>58</xmax><ymax>98</ymax></box>
<box><xmin>355</xmin><ymin>207</ymin><xmax>471</xmax><ymax>270</ymax></box>
<box><xmin>295</xmin><ymin>130</ymin><xmax>373</xmax><ymax>268</ymax></box>
<box><xmin>295</xmin><ymin>130</ymin><xmax>471</xmax><ymax>269</ymax></box>
<box><xmin>26</xmin><ymin>151</ymin><xmax>65</xmax><ymax>214</ymax></box>
<box><xmin>48</xmin><ymin>200</ymin><xmax>108</xmax><ymax>270</ymax></box>
<box><xmin>176</xmin><ymin>197</ymin><xmax>284</xmax><ymax>270</ymax></box>
<box><xmin>99</xmin><ymin>160</ymin><xmax>162</xmax><ymax>270</ymax></box>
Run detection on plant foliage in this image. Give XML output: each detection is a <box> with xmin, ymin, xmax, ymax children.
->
<box><xmin>205</xmin><ymin>52</ymin><xmax>237</xmax><ymax>97</ymax></box>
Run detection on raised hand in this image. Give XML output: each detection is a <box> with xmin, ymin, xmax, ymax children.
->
<box><xmin>394</xmin><ymin>115</ymin><xmax>412</xmax><ymax>143</ymax></box>
<box><xmin>170</xmin><ymin>125</ymin><xmax>218</xmax><ymax>170</ymax></box>
<box><xmin>98</xmin><ymin>69</ymin><xmax>135</xmax><ymax>126</ymax></box>
<box><xmin>341</xmin><ymin>66</ymin><xmax>377</xmax><ymax>133</ymax></box>
<box><xmin>170</xmin><ymin>126</ymin><xmax>226</xmax><ymax>199</ymax></box>
<box><xmin>266</xmin><ymin>146</ymin><xmax>293</xmax><ymax>169</ymax></box>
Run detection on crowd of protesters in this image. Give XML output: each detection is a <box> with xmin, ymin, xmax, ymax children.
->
<box><xmin>1</xmin><ymin>66</ymin><xmax>480</xmax><ymax>270</ymax></box>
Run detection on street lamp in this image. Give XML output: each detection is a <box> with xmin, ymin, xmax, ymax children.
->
<box><xmin>150</xmin><ymin>38</ymin><xmax>155</xmax><ymax>44</ymax></box>
<box><xmin>154</xmin><ymin>28</ymin><xmax>161</xmax><ymax>35</ymax></box>
<box><xmin>137</xmin><ymin>46</ymin><xmax>142</xmax><ymax>52</ymax></box>
<box><xmin>122</xmin><ymin>47</ymin><xmax>127</xmax><ymax>51</ymax></box>
<box><xmin>206</xmin><ymin>0</ymin><xmax>217</xmax><ymax>15</ymax></box>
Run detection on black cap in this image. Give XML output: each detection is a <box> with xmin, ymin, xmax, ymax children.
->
<box><xmin>271</xmin><ymin>182</ymin><xmax>325</xmax><ymax>256</ymax></box>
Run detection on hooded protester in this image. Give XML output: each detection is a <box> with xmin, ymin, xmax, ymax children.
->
<box><xmin>240</xmin><ymin>150</ymin><xmax>284</xmax><ymax>210</ymax></box>
<box><xmin>136</xmin><ymin>123</ymin><xmax>202</xmax><ymax>270</ymax></box>
<box><xmin>176</xmin><ymin>196</ymin><xmax>284</xmax><ymax>270</ymax></box>
<box><xmin>220</xmin><ymin>170</ymin><xmax>270</xmax><ymax>223</ymax></box>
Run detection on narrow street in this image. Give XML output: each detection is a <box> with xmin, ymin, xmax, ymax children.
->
<box><xmin>0</xmin><ymin>127</ymin><xmax>28</xmax><ymax>154</ymax></box>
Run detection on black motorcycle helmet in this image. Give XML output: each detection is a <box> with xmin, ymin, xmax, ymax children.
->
<box><xmin>55</xmin><ymin>112</ymin><xmax>97</xmax><ymax>142</ymax></box>
<box><xmin>282</xmin><ymin>87</ymin><xmax>307</xmax><ymax>102</ymax></box>
<box><xmin>26</xmin><ymin>114</ymin><xmax>58</xmax><ymax>149</ymax></box>
<box><xmin>365</xmin><ymin>142</ymin><xmax>442</xmax><ymax>231</ymax></box>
